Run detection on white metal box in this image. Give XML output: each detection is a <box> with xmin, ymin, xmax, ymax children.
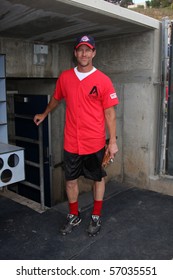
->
<box><xmin>0</xmin><ymin>142</ymin><xmax>25</xmax><ymax>188</ymax></box>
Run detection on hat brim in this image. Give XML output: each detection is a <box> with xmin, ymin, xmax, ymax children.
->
<box><xmin>75</xmin><ymin>42</ymin><xmax>95</xmax><ymax>49</ymax></box>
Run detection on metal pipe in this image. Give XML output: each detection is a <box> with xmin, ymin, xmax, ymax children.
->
<box><xmin>38</xmin><ymin>123</ymin><xmax>45</xmax><ymax>211</ymax></box>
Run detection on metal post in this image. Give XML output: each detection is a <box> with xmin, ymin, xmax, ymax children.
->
<box><xmin>38</xmin><ymin>123</ymin><xmax>45</xmax><ymax>210</ymax></box>
<box><xmin>158</xmin><ymin>17</ymin><xmax>170</xmax><ymax>174</ymax></box>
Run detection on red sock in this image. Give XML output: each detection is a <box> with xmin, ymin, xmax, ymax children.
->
<box><xmin>69</xmin><ymin>201</ymin><xmax>78</xmax><ymax>216</ymax></box>
<box><xmin>92</xmin><ymin>200</ymin><xmax>103</xmax><ymax>216</ymax></box>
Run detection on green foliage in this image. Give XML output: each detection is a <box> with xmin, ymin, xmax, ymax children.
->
<box><xmin>146</xmin><ymin>0</ymin><xmax>152</xmax><ymax>7</ymax></box>
<box><xmin>161</xmin><ymin>0</ymin><xmax>172</xmax><ymax>7</ymax></box>
<box><xmin>150</xmin><ymin>0</ymin><xmax>161</xmax><ymax>7</ymax></box>
<box><xmin>150</xmin><ymin>0</ymin><xmax>173</xmax><ymax>8</ymax></box>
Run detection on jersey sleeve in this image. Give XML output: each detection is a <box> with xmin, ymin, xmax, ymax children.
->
<box><xmin>101</xmin><ymin>76</ymin><xmax>119</xmax><ymax>109</ymax></box>
<box><xmin>53</xmin><ymin>73</ymin><xmax>64</xmax><ymax>101</ymax></box>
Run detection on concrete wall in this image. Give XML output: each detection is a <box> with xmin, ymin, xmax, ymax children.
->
<box><xmin>0</xmin><ymin>37</ymin><xmax>59</xmax><ymax>78</ymax></box>
<box><xmin>94</xmin><ymin>30</ymin><xmax>166</xmax><ymax>194</ymax></box>
<box><xmin>95</xmin><ymin>31</ymin><xmax>160</xmax><ymax>188</ymax></box>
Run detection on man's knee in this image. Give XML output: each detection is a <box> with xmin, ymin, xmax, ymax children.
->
<box><xmin>66</xmin><ymin>179</ymin><xmax>78</xmax><ymax>191</ymax></box>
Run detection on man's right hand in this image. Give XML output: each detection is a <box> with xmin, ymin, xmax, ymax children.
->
<box><xmin>33</xmin><ymin>96</ymin><xmax>59</xmax><ymax>126</ymax></box>
<box><xmin>33</xmin><ymin>114</ymin><xmax>46</xmax><ymax>126</ymax></box>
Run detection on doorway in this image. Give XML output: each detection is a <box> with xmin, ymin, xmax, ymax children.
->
<box><xmin>7</xmin><ymin>93</ymin><xmax>52</xmax><ymax>208</ymax></box>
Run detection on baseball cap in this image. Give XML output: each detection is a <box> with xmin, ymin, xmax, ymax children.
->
<box><xmin>74</xmin><ymin>35</ymin><xmax>96</xmax><ymax>50</ymax></box>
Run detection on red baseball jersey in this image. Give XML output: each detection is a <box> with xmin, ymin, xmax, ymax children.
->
<box><xmin>53</xmin><ymin>68</ymin><xmax>119</xmax><ymax>155</ymax></box>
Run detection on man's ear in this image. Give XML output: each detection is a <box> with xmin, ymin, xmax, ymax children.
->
<box><xmin>92</xmin><ymin>49</ymin><xmax>96</xmax><ymax>58</ymax></box>
<box><xmin>74</xmin><ymin>49</ymin><xmax>77</xmax><ymax>57</ymax></box>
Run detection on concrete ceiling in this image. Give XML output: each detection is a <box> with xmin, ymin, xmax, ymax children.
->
<box><xmin>0</xmin><ymin>0</ymin><xmax>160</xmax><ymax>44</ymax></box>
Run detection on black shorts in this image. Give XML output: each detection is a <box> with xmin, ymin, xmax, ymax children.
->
<box><xmin>64</xmin><ymin>148</ymin><xmax>107</xmax><ymax>181</ymax></box>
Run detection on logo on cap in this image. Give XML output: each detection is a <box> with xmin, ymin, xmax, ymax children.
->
<box><xmin>80</xmin><ymin>36</ymin><xmax>90</xmax><ymax>42</ymax></box>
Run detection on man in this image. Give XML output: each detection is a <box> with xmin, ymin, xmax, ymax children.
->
<box><xmin>34</xmin><ymin>35</ymin><xmax>119</xmax><ymax>236</ymax></box>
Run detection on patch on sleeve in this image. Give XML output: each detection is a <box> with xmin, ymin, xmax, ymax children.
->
<box><xmin>110</xmin><ymin>92</ymin><xmax>117</xmax><ymax>99</ymax></box>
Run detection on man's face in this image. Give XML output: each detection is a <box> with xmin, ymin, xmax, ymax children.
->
<box><xmin>74</xmin><ymin>45</ymin><xmax>96</xmax><ymax>68</ymax></box>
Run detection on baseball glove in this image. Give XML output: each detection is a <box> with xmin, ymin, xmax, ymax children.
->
<box><xmin>102</xmin><ymin>149</ymin><xmax>112</xmax><ymax>168</ymax></box>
